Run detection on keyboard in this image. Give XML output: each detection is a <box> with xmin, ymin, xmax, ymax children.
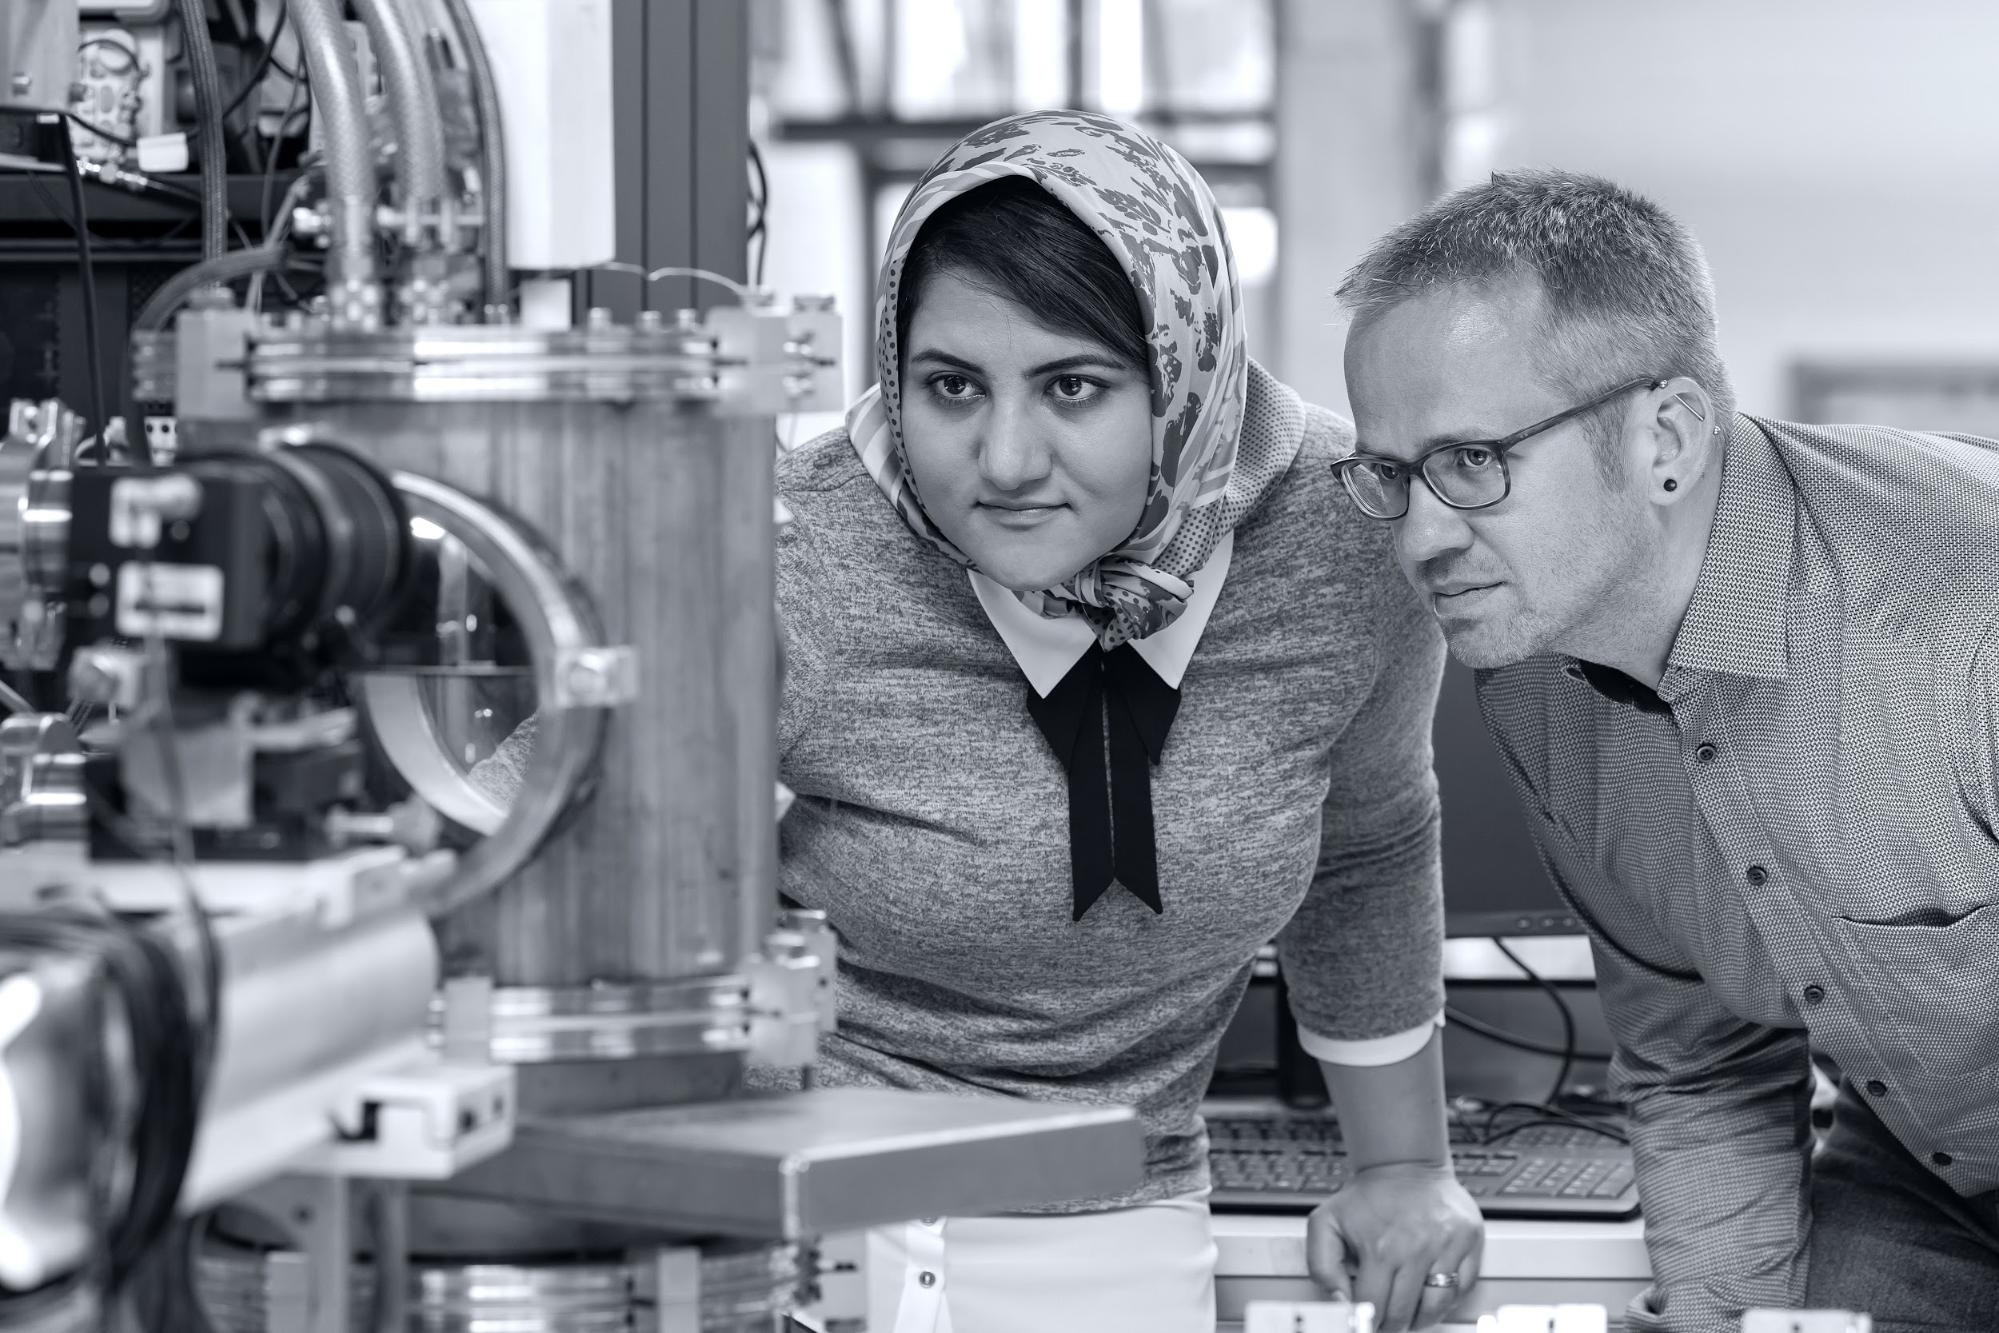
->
<box><xmin>1205</xmin><ymin>1110</ymin><xmax>1640</xmax><ymax>1220</ymax></box>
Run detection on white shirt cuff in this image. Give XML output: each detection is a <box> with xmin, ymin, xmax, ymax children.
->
<box><xmin>1296</xmin><ymin>1011</ymin><xmax>1445</xmax><ymax>1068</ymax></box>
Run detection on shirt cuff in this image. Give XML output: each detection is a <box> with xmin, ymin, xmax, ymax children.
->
<box><xmin>1296</xmin><ymin>1011</ymin><xmax>1445</xmax><ymax>1068</ymax></box>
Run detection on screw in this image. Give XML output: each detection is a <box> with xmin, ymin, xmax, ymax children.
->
<box><xmin>562</xmin><ymin>651</ymin><xmax>627</xmax><ymax>706</ymax></box>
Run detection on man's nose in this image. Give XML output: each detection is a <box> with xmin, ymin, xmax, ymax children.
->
<box><xmin>1396</xmin><ymin>476</ymin><xmax>1476</xmax><ymax>574</ymax></box>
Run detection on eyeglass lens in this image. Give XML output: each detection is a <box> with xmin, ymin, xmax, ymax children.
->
<box><xmin>1342</xmin><ymin>444</ymin><xmax>1508</xmax><ymax>517</ymax></box>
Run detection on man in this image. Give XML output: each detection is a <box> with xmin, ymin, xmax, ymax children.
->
<box><xmin>1330</xmin><ymin>168</ymin><xmax>1999</xmax><ymax>1333</ymax></box>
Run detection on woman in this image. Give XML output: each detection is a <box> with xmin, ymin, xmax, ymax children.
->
<box><xmin>772</xmin><ymin>111</ymin><xmax>1479</xmax><ymax>1333</ymax></box>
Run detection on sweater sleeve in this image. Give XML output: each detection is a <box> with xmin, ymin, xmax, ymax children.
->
<box><xmin>1276</xmin><ymin>550</ymin><xmax>1448</xmax><ymax>1044</ymax></box>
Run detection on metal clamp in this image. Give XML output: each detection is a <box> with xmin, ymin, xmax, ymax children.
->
<box><xmin>0</xmin><ymin>713</ymin><xmax>86</xmax><ymax>884</ymax></box>
<box><xmin>349</xmin><ymin>472</ymin><xmax>615</xmax><ymax>915</ymax></box>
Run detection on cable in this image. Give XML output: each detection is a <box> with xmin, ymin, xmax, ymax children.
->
<box><xmin>132</xmin><ymin>246</ymin><xmax>289</xmax><ymax>334</ymax></box>
<box><xmin>1444</xmin><ymin>1006</ymin><xmax>1613</xmax><ymax>1064</ymax></box>
<box><xmin>0</xmin><ymin>678</ymin><xmax>34</xmax><ymax>715</ymax></box>
<box><xmin>78</xmin><ymin>37</ymin><xmax>140</xmax><ymax>71</ymax></box>
<box><xmin>56</xmin><ymin>121</ymin><xmax>110</xmax><ymax>441</ymax></box>
<box><xmin>1493</xmin><ymin>938</ymin><xmax>1578</xmax><ymax>1107</ymax></box>
<box><xmin>747</xmin><ymin>139</ymin><xmax>769</xmax><ymax>288</ymax></box>
<box><xmin>247</xmin><ymin>172</ymin><xmax>317</xmax><ymax>312</ymax></box>
<box><xmin>260</xmin><ymin>78</ymin><xmax>308</xmax><ymax>244</ymax></box>
<box><xmin>218</xmin><ymin>6</ymin><xmax>294</xmax><ymax>124</ymax></box>
<box><xmin>63</xmin><ymin>112</ymin><xmax>136</xmax><ymax>150</ymax></box>
<box><xmin>0</xmin><ymin>907</ymin><xmax>207</xmax><ymax>1296</ymax></box>
<box><xmin>441</xmin><ymin>0</ymin><xmax>509</xmax><ymax>319</ymax></box>
<box><xmin>645</xmin><ymin>266</ymin><xmax>754</xmax><ymax>300</ymax></box>
<box><xmin>171</xmin><ymin>0</ymin><xmax>229</xmax><ymax>261</ymax></box>
<box><xmin>1482</xmin><ymin>1117</ymin><xmax>1628</xmax><ymax>1149</ymax></box>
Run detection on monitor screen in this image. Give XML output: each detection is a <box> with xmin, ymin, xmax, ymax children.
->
<box><xmin>1432</xmin><ymin>658</ymin><xmax>1579</xmax><ymax>938</ymax></box>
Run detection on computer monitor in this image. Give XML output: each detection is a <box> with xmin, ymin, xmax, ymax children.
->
<box><xmin>1432</xmin><ymin>658</ymin><xmax>1581</xmax><ymax>938</ymax></box>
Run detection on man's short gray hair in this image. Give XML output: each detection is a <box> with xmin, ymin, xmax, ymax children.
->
<box><xmin>1337</xmin><ymin>170</ymin><xmax>1735</xmax><ymax>461</ymax></box>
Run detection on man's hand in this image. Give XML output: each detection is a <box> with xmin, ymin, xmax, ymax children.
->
<box><xmin>1307</xmin><ymin>1162</ymin><xmax>1483</xmax><ymax>1332</ymax></box>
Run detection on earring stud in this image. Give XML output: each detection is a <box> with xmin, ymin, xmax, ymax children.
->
<box><xmin>1664</xmin><ymin>478</ymin><xmax>1679</xmax><ymax>493</ymax></box>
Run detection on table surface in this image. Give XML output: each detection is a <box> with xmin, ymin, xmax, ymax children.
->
<box><xmin>1213</xmin><ymin>1213</ymin><xmax>1651</xmax><ymax>1280</ymax></box>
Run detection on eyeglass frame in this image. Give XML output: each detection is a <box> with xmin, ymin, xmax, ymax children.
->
<box><xmin>1331</xmin><ymin>376</ymin><xmax>1667</xmax><ymax>520</ymax></box>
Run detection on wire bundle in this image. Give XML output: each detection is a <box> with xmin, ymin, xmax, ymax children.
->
<box><xmin>0</xmin><ymin>906</ymin><xmax>208</xmax><ymax>1305</ymax></box>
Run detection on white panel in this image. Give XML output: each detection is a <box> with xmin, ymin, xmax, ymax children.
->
<box><xmin>465</xmin><ymin>0</ymin><xmax>616</xmax><ymax>270</ymax></box>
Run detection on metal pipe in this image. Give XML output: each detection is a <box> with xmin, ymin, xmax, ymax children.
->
<box><xmin>352</xmin><ymin>0</ymin><xmax>448</xmax><ymax>226</ymax></box>
<box><xmin>284</xmin><ymin>0</ymin><xmax>383</xmax><ymax>329</ymax></box>
<box><xmin>440</xmin><ymin>0</ymin><xmax>510</xmax><ymax>320</ymax></box>
<box><xmin>171</xmin><ymin>0</ymin><xmax>228</xmax><ymax>261</ymax></box>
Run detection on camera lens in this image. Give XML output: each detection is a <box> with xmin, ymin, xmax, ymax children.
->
<box><xmin>179</xmin><ymin>443</ymin><xmax>413</xmax><ymax>654</ymax></box>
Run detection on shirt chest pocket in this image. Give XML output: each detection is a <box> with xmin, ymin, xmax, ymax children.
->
<box><xmin>1824</xmin><ymin>906</ymin><xmax>1999</xmax><ymax>1083</ymax></box>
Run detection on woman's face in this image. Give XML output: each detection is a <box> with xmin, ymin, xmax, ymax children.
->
<box><xmin>900</xmin><ymin>270</ymin><xmax>1154</xmax><ymax>592</ymax></box>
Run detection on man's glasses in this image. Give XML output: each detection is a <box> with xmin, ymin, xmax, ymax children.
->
<box><xmin>1332</xmin><ymin>377</ymin><xmax>1664</xmax><ymax>520</ymax></box>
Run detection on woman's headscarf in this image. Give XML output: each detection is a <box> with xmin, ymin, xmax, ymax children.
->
<box><xmin>845</xmin><ymin>110</ymin><xmax>1300</xmax><ymax>647</ymax></box>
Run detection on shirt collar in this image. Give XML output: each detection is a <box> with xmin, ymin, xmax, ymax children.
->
<box><xmin>971</xmin><ymin>532</ymin><xmax>1234</xmax><ymax>697</ymax></box>
<box><xmin>1662</xmin><ymin>415</ymin><xmax>1797</xmax><ymax>687</ymax></box>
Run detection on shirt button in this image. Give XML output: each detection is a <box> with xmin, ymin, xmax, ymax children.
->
<box><xmin>918</xmin><ymin>1271</ymin><xmax>938</xmax><ymax>1288</ymax></box>
<box><xmin>1745</xmin><ymin>865</ymin><xmax>1768</xmax><ymax>886</ymax></box>
<box><xmin>1932</xmin><ymin>1152</ymin><xmax>1954</xmax><ymax>1168</ymax></box>
<box><xmin>1866</xmin><ymin>1079</ymin><xmax>1887</xmax><ymax>1097</ymax></box>
<box><xmin>1802</xmin><ymin>984</ymin><xmax>1825</xmax><ymax>1006</ymax></box>
<box><xmin>1694</xmin><ymin>742</ymin><xmax>1718</xmax><ymax>764</ymax></box>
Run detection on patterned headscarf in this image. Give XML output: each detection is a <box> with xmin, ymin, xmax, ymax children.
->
<box><xmin>846</xmin><ymin>110</ymin><xmax>1298</xmax><ymax>646</ymax></box>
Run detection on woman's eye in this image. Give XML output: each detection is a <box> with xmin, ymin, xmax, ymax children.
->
<box><xmin>1050</xmin><ymin>376</ymin><xmax>1101</xmax><ymax>403</ymax></box>
<box><xmin>1450</xmin><ymin>445</ymin><xmax>1497</xmax><ymax>471</ymax></box>
<box><xmin>931</xmin><ymin>374</ymin><xmax>976</xmax><ymax>399</ymax></box>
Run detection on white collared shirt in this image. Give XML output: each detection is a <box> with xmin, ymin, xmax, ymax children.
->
<box><xmin>967</xmin><ymin>533</ymin><xmax>1442</xmax><ymax>1069</ymax></box>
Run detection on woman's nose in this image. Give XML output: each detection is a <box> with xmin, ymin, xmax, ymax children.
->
<box><xmin>977</xmin><ymin>398</ymin><xmax>1054</xmax><ymax>491</ymax></box>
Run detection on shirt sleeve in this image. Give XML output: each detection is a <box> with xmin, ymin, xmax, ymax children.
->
<box><xmin>1297</xmin><ymin>1012</ymin><xmax>1444</xmax><ymax>1067</ymax></box>
<box><xmin>1516</xmin><ymin>779</ymin><xmax>1815</xmax><ymax>1333</ymax></box>
<box><xmin>1277</xmin><ymin>559</ymin><xmax>1447</xmax><ymax>1044</ymax></box>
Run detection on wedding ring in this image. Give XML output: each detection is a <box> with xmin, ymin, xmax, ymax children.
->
<box><xmin>1423</xmin><ymin>1272</ymin><xmax>1460</xmax><ymax>1289</ymax></box>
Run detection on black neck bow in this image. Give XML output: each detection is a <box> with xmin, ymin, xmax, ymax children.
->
<box><xmin>1024</xmin><ymin>643</ymin><xmax>1182</xmax><ymax>921</ymax></box>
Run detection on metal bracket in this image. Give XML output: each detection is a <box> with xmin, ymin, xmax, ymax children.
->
<box><xmin>1742</xmin><ymin>1313</ymin><xmax>1874</xmax><ymax>1333</ymax></box>
<box><xmin>302</xmin><ymin>1057</ymin><xmax>517</xmax><ymax>1179</ymax></box>
<box><xmin>746</xmin><ymin>916</ymin><xmax>835</xmax><ymax>1069</ymax></box>
<box><xmin>1475</xmin><ymin>1306</ymin><xmax>1609</xmax><ymax>1333</ymax></box>
<box><xmin>1245</xmin><ymin>1300</ymin><xmax>1378</xmax><ymax>1333</ymax></box>
<box><xmin>812</xmin><ymin>1232</ymin><xmax>867</xmax><ymax>1333</ymax></box>
<box><xmin>648</xmin><ymin>1246</ymin><xmax>703</xmax><ymax>1333</ymax></box>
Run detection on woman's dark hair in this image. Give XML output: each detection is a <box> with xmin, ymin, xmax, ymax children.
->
<box><xmin>897</xmin><ymin>177</ymin><xmax>1149</xmax><ymax>372</ymax></box>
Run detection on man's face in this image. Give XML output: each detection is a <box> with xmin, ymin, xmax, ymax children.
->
<box><xmin>1344</xmin><ymin>282</ymin><xmax>1653</xmax><ymax>669</ymax></box>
